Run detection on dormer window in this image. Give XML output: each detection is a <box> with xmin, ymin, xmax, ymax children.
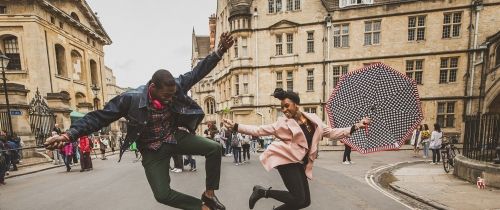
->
<box><xmin>339</xmin><ymin>0</ymin><xmax>373</xmax><ymax>8</ymax></box>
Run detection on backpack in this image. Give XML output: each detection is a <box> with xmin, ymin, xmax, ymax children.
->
<box><xmin>231</xmin><ymin>133</ymin><xmax>240</xmax><ymax>147</ymax></box>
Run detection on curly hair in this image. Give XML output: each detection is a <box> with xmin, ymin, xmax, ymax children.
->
<box><xmin>272</xmin><ymin>88</ymin><xmax>300</xmax><ymax>104</ymax></box>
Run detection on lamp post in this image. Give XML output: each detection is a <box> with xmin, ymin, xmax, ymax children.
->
<box><xmin>91</xmin><ymin>84</ymin><xmax>100</xmax><ymax>110</ymax></box>
<box><xmin>0</xmin><ymin>54</ymin><xmax>12</xmax><ymax>134</ymax></box>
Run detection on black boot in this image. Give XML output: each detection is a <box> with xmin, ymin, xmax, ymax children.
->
<box><xmin>249</xmin><ymin>185</ymin><xmax>271</xmax><ymax>209</ymax></box>
<box><xmin>201</xmin><ymin>193</ymin><xmax>226</xmax><ymax>210</ymax></box>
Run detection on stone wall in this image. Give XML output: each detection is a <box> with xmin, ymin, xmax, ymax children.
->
<box><xmin>454</xmin><ymin>155</ymin><xmax>500</xmax><ymax>189</ymax></box>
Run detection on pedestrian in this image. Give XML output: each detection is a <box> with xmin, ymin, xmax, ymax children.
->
<box><xmin>0</xmin><ymin>135</ymin><xmax>8</xmax><ymax>185</ymax></box>
<box><xmin>129</xmin><ymin>142</ymin><xmax>139</xmax><ymax>159</ymax></box>
<box><xmin>44</xmin><ymin>32</ymin><xmax>233</xmax><ymax>210</ymax></box>
<box><xmin>78</xmin><ymin>135</ymin><xmax>92</xmax><ymax>172</ymax></box>
<box><xmin>224</xmin><ymin>126</ymin><xmax>233</xmax><ymax>156</ymax></box>
<box><xmin>429</xmin><ymin>123</ymin><xmax>443</xmax><ymax>164</ymax></box>
<box><xmin>184</xmin><ymin>155</ymin><xmax>197</xmax><ymax>172</ymax></box>
<box><xmin>231</xmin><ymin>132</ymin><xmax>242</xmax><ymax>165</ymax></box>
<box><xmin>223</xmin><ymin>88</ymin><xmax>370</xmax><ymax>210</ymax></box>
<box><xmin>342</xmin><ymin>143</ymin><xmax>353</xmax><ymax>164</ymax></box>
<box><xmin>61</xmin><ymin>141</ymin><xmax>73</xmax><ymax>172</ymax></box>
<box><xmin>170</xmin><ymin>154</ymin><xmax>183</xmax><ymax>173</ymax></box>
<box><xmin>420</xmin><ymin>124</ymin><xmax>431</xmax><ymax>158</ymax></box>
<box><xmin>6</xmin><ymin>133</ymin><xmax>20</xmax><ymax>171</ymax></box>
<box><xmin>97</xmin><ymin>135</ymin><xmax>108</xmax><ymax>160</ymax></box>
<box><xmin>241</xmin><ymin>134</ymin><xmax>251</xmax><ymax>163</ymax></box>
<box><xmin>53</xmin><ymin>123</ymin><xmax>62</xmax><ymax>135</ymax></box>
<box><xmin>410</xmin><ymin>125</ymin><xmax>422</xmax><ymax>157</ymax></box>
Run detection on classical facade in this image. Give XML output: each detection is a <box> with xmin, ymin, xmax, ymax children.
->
<box><xmin>0</xmin><ymin>0</ymin><xmax>111</xmax><ymax>140</ymax></box>
<box><xmin>190</xmin><ymin>0</ymin><xmax>500</xmax><ymax>144</ymax></box>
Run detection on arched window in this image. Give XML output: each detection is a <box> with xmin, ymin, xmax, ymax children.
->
<box><xmin>2</xmin><ymin>35</ymin><xmax>21</xmax><ymax>70</ymax></box>
<box><xmin>90</xmin><ymin>59</ymin><xmax>98</xmax><ymax>85</ymax></box>
<box><xmin>75</xmin><ymin>92</ymin><xmax>86</xmax><ymax>104</ymax></box>
<box><xmin>205</xmin><ymin>98</ymin><xmax>216</xmax><ymax>114</ymax></box>
<box><xmin>55</xmin><ymin>44</ymin><xmax>67</xmax><ymax>77</ymax></box>
<box><xmin>71</xmin><ymin>50</ymin><xmax>84</xmax><ymax>81</ymax></box>
<box><xmin>495</xmin><ymin>45</ymin><xmax>500</xmax><ymax>67</ymax></box>
<box><xmin>70</xmin><ymin>12</ymin><xmax>80</xmax><ymax>22</ymax></box>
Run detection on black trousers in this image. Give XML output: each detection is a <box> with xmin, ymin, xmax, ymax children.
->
<box><xmin>80</xmin><ymin>152</ymin><xmax>92</xmax><ymax>170</ymax></box>
<box><xmin>267</xmin><ymin>163</ymin><xmax>311</xmax><ymax>210</ymax></box>
<box><xmin>343</xmin><ymin>145</ymin><xmax>351</xmax><ymax>162</ymax></box>
<box><xmin>431</xmin><ymin>149</ymin><xmax>441</xmax><ymax>163</ymax></box>
<box><xmin>242</xmin><ymin>144</ymin><xmax>250</xmax><ymax>161</ymax></box>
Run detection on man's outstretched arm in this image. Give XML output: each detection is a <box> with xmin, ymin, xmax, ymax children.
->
<box><xmin>178</xmin><ymin>32</ymin><xmax>234</xmax><ymax>92</ymax></box>
<box><xmin>45</xmin><ymin>94</ymin><xmax>131</xmax><ymax>150</ymax></box>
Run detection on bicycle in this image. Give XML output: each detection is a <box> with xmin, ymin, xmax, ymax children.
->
<box><xmin>440</xmin><ymin>135</ymin><xmax>460</xmax><ymax>173</ymax></box>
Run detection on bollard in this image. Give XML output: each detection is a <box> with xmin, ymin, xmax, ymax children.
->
<box><xmin>494</xmin><ymin>146</ymin><xmax>500</xmax><ymax>164</ymax></box>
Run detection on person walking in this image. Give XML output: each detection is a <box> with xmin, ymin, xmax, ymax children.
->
<box><xmin>231</xmin><ymin>132</ymin><xmax>242</xmax><ymax>165</ymax></box>
<box><xmin>185</xmin><ymin>155</ymin><xmax>197</xmax><ymax>172</ymax></box>
<box><xmin>429</xmin><ymin>123</ymin><xmax>443</xmax><ymax>164</ymax></box>
<box><xmin>44</xmin><ymin>32</ymin><xmax>233</xmax><ymax>210</ymax></box>
<box><xmin>97</xmin><ymin>135</ymin><xmax>108</xmax><ymax>160</ymax></box>
<box><xmin>420</xmin><ymin>124</ymin><xmax>431</xmax><ymax>158</ymax></box>
<box><xmin>223</xmin><ymin>88</ymin><xmax>370</xmax><ymax>210</ymax></box>
<box><xmin>0</xmin><ymin>136</ymin><xmax>8</xmax><ymax>185</ymax></box>
<box><xmin>78</xmin><ymin>135</ymin><xmax>92</xmax><ymax>172</ymax></box>
<box><xmin>241</xmin><ymin>134</ymin><xmax>251</xmax><ymax>163</ymax></box>
<box><xmin>410</xmin><ymin>125</ymin><xmax>422</xmax><ymax>157</ymax></box>
<box><xmin>61</xmin><ymin>141</ymin><xmax>73</xmax><ymax>172</ymax></box>
<box><xmin>342</xmin><ymin>143</ymin><xmax>353</xmax><ymax>164</ymax></box>
<box><xmin>130</xmin><ymin>142</ymin><xmax>139</xmax><ymax>159</ymax></box>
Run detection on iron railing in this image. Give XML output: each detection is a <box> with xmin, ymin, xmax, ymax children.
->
<box><xmin>0</xmin><ymin>111</ymin><xmax>11</xmax><ymax>134</ymax></box>
<box><xmin>463</xmin><ymin>114</ymin><xmax>500</xmax><ymax>162</ymax></box>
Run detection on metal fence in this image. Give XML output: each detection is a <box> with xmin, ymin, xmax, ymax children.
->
<box><xmin>463</xmin><ymin>114</ymin><xmax>500</xmax><ymax>162</ymax></box>
<box><xmin>0</xmin><ymin>111</ymin><xmax>11</xmax><ymax>134</ymax></box>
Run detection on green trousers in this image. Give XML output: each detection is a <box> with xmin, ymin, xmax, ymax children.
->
<box><xmin>141</xmin><ymin>130</ymin><xmax>222</xmax><ymax>210</ymax></box>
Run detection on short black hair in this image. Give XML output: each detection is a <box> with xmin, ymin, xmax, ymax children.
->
<box><xmin>272</xmin><ymin>88</ymin><xmax>300</xmax><ymax>104</ymax></box>
<box><xmin>151</xmin><ymin>69</ymin><xmax>175</xmax><ymax>88</ymax></box>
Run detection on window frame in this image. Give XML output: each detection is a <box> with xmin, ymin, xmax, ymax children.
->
<box><xmin>332</xmin><ymin>65</ymin><xmax>348</xmax><ymax>88</ymax></box>
<box><xmin>405</xmin><ymin>60</ymin><xmax>424</xmax><ymax>85</ymax></box>
<box><xmin>276</xmin><ymin>34</ymin><xmax>283</xmax><ymax>56</ymax></box>
<box><xmin>306</xmin><ymin>69</ymin><xmax>314</xmax><ymax>91</ymax></box>
<box><xmin>2</xmin><ymin>36</ymin><xmax>22</xmax><ymax>70</ymax></box>
<box><xmin>241</xmin><ymin>37</ymin><xmax>248</xmax><ymax>57</ymax></box>
<box><xmin>242</xmin><ymin>73</ymin><xmax>249</xmax><ymax>94</ymax></box>
<box><xmin>307</xmin><ymin>31</ymin><xmax>314</xmax><ymax>53</ymax></box>
<box><xmin>286</xmin><ymin>33</ymin><xmax>293</xmax><ymax>54</ymax></box>
<box><xmin>303</xmin><ymin>107</ymin><xmax>317</xmax><ymax>114</ymax></box>
<box><xmin>333</xmin><ymin>24</ymin><xmax>349</xmax><ymax>48</ymax></box>
<box><xmin>234</xmin><ymin>38</ymin><xmax>239</xmax><ymax>58</ymax></box>
<box><xmin>268</xmin><ymin>0</ymin><xmax>275</xmax><ymax>13</ymax></box>
<box><xmin>276</xmin><ymin>71</ymin><xmax>283</xmax><ymax>89</ymax></box>
<box><xmin>235</xmin><ymin>75</ymin><xmax>240</xmax><ymax>96</ymax></box>
<box><xmin>439</xmin><ymin>57</ymin><xmax>459</xmax><ymax>84</ymax></box>
<box><xmin>286</xmin><ymin>71</ymin><xmax>293</xmax><ymax>91</ymax></box>
<box><xmin>364</xmin><ymin>20</ymin><xmax>381</xmax><ymax>46</ymax></box>
<box><xmin>408</xmin><ymin>15</ymin><xmax>426</xmax><ymax>41</ymax></box>
<box><xmin>437</xmin><ymin>101</ymin><xmax>456</xmax><ymax>128</ymax></box>
<box><xmin>442</xmin><ymin>12</ymin><xmax>462</xmax><ymax>39</ymax></box>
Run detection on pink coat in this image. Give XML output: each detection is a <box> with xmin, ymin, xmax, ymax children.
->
<box><xmin>238</xmin><ymin>112</ymin><xmax>351</xmax><ymax>179</ymax></box>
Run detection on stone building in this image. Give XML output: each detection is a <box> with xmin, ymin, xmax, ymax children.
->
<box><xmin>191</xmin><ymin>15</ymin><xmax>218</xmax><ymax>135</ymax></box>
<box><xmin>0</xmin><ymin>0</ymin><xmax>111</xmax><ymax>146</ymax></box>
<box><xmin>190</xmin><ymin>0</ymin><xmax>500</xmax><ymax>144</ymax></box>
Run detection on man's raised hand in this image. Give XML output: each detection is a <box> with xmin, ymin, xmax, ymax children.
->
<box><xmin>217</xmin><ymin>32</ymin><xmax>234</xmax><ymax>54</ymax></box>
<box><xmin>44</xmin><ymin>135</ymin><xmax>68</xmax><ymax>150</ymax></box>
<box><xmin>222</xmin><ymin>118</ymin><xmax>235</xmax><ymax>130</ymax></box>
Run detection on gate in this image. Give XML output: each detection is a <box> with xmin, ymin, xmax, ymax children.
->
<box><xmin>28</xmin><ymin>89</ymin><xmax>56</xmax><ymax>146</ymax></box>
<box><xmin>463</xmin><ymin>114</ymin><xmax>500</xmax><ymax>162</ymax></box>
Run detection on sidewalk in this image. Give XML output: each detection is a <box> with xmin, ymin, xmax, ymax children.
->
<box><xmin>5</xmin><ymin>151</ymin><xmax>118</xmax><ymax>179</ymax></box>
<box><xmin>390</xmin><ymin>162</ymin><xmax>500</xmax><ymax>210</ymax></box>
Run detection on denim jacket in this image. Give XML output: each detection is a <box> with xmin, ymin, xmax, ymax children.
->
<box><xmin>66</xmin><ymin>51</ymin><xmax>221</xmax><ymax>161</ymax></box>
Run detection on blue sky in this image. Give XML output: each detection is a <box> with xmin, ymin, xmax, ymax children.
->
<box><xmin>86</xmin><ymin>0</ymin><xmax>217</xmax><ymax>88</ymax></box>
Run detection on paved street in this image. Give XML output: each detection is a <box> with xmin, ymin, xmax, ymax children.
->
<box><xmin>0</xmin><ymin>150</ymin><xmax>419</xmax><ymax>210</ymax></box>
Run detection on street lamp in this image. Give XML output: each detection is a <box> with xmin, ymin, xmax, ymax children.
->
<box><xmin>0</xmin><ymin>54</ymin><xmax>12</xmax><ymax>134</ymax></box>
<box><xmin>91</xmin><ymin>84</ymin><xmax>100</xmax><ymax>110</ymax></box>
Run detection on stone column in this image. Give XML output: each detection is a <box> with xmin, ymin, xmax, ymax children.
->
<box><xmin>46</xmin><ymin>92</ymin><xmax>72</xmax><ymax>131</ymax></box>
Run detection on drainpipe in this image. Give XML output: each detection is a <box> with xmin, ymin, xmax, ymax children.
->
<box><xmin>44</xmin><ymin>30</ymin><xmax>54</xmax><ymax>93</ymax></box>
<box><xmin>468</xmin><ymin>1</ymin><xmax>482</xmax><ymax>114</ymax></box>
<box><xmin>254</xmin><ymin>9</ymin><xmax>264</xmax><ymax>125</ymax></box>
